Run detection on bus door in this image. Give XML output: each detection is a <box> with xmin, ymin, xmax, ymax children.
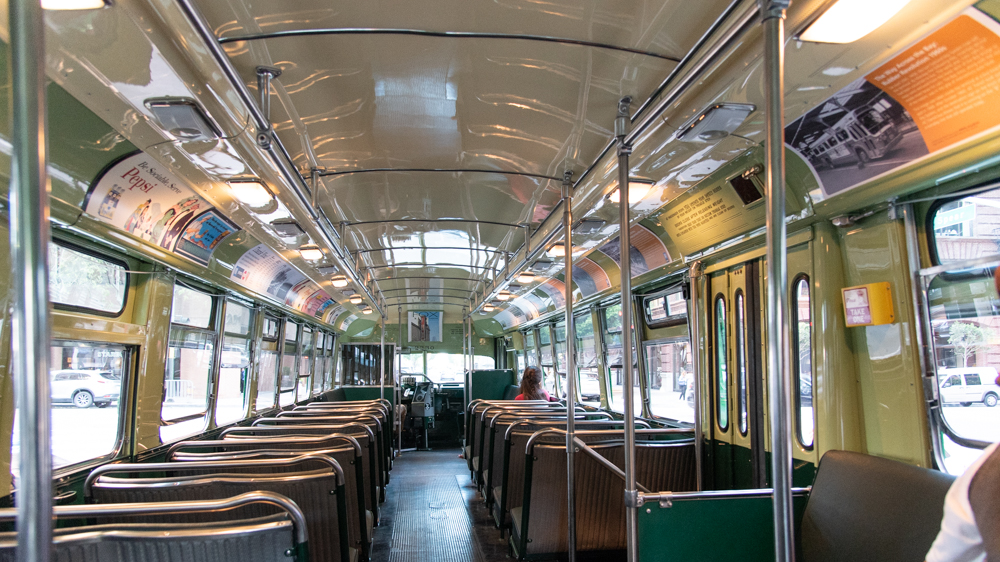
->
<box><xmin>707</xmin><ymin>259</ymin><xmax>767</xmax><ymax>489</ymax></box>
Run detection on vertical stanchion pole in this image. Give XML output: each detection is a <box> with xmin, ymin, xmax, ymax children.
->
<box><xmin>615</xmin><ymin>96</ymin><xmax>638</xmax><ymax>562</ymax></box>
<box><xmin>561</xmin><ymin>172</ymin><xmax>577</xmax><ymax>562</ymax></box>
<box><xmin>468</xmin><ymin>311</ymin><xmax>474</xmax><ymax>399</ymax></box>
<box><xmin>762</xmin><ymin>1</ymin><xmax>794</xmax><ymax>561</ymax></box>
<box><xmin>10</xmin><ymin>0</ymin><xmax>53</xmax><ymax>559</ymax></box>
<box><xmin>688</xmin><ymin>261</ymin><xmax>704</xmax><ymax>491</ymax></box>
<box><xmin>380</xmin><ymin>314</ymin><xmax>386</xmax><ymax>402</ymax></box>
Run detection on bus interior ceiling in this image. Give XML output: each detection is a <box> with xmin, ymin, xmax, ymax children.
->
<box><xmin>0</xmin><ymin>0</ymin><xmax>999</xmax><ymax>560</ymax></box>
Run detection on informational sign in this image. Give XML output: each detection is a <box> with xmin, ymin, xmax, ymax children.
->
<box><xmin>173</xmin><ymin>210</ymin><xmax>238</xmax><ymax>265</ymax></box>
<box><xmin>843</xmin><ymin>282</ymin><xmax>895</xmax><ymax>327</ymax></box>
<box><xmin>409</xmin><ymin>311</ymin><xmax>443</xmax><ymax>342</ymax></box>
<box><xmin>933</xmin><ymin>204</ymin><xmax>976</xmax><ymax>231</ymax></box>
<box><xmin>84</xmin><ymin>151</ymin><xmax>239</xmax><ymax>264</ymax></box>
<box><xmin>786</xmin><ymin>8</ymin><xmax>1000</xmax><ymax>197</ymax></box>
<box><xmin>230</xmin><ymin>243</ymin><xmax>336</xmax><ymax>318</ymax></box>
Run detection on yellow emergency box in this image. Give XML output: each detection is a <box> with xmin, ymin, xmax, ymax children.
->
<box><xmin>842</xmin><ymin>282</ymin><xmax>894</xmax><ymax>327</ymax></box>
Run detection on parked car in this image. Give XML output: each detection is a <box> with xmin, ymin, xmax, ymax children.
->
<box><xmin>938</xmin><ymin>367</ymin><xmax>999</xmax><ymax>407</ymax></box>
<box><xmin>50</xmin><ymin>369</ymin><xmax>120</xmax><ymax>408</ymax></box>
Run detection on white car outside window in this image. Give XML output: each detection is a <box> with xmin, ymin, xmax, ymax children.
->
<box><xmin>938</xmin><ymin>367</ymin><xmax>1000</xmax><ymax>408</ymax></box>
<box><xmin>50</xmin><ymin>370</ymin><xmax>121</xmax><ymax>408</ymax></box>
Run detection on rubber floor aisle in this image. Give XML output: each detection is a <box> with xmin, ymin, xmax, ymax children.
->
<box><xmin>371</xmin><ymin>448</ymin><xmax>509</xmax><ymax>562</ymax></box>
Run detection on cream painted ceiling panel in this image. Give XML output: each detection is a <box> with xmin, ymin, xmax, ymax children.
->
<box><xmin>221</xmin><ymin>34</ymin><xmax>676</xmax><ymax>176</ymax></box>
<box><xmin>199</xmin><ymin>0</ymin><xmax>730</xmax><ymax>57</ymax></box>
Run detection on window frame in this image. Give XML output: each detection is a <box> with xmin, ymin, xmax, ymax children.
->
<box><xmin>643</xmin><ymin>285</ymin><xmax>688</xmax><ymax>329</ymax></box>
<box><xmin>926</xmin><ymin>183</ymin><xmax>1000</xmax><ymax>271</ymax></box>
<box><xmin>49</xmin><ymin>239</ymin><xmax>130</xmax><ymax>318</ymax></box>
<box><xmin>215</xmin><ymin>298</ymin><xmax>255</xmax><ymax>426</ymax></box>
<box><xmin>791</xmin><ymin>274</ymin><xmax>815</xmax><ymax>451</ymax></box>
<box><xmin>48</xmin><ymin>340</ymin><xmax>135</xmax><ymax>475</ymax></box>
<box><xmin>160</xmin><ymin>280</ymin><xmax>222</xmax><ymax>437</ymax></box>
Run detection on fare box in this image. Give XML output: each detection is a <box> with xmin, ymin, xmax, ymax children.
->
<box><xmin>842</xmin><ymin>282</ymin><xmax>894</xmax><ymax>327</ymax></box>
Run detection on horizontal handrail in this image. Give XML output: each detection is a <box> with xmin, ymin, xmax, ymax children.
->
<box><xmin>505</xmin><ymin>419</ymin><xmax>652</xmax><ymax>440</ymax></box>
<box><xmin>166</xmin><ymin>432</ymin><xmax>362</xmax><ymax>459</ymax></box>
<box><xmin>84</xmin><ymin>453</ymin><xmax>346</xmax><ymax>497</ymax></box>
<box><xmin>524</xmin><ymin>428</ymin><xmax>665</xmax><ymax>494</ymax></box>
<box><xmin>239</xmin><ymin>421</ymin><xmax>375</xmax><ymax>443</ymax></box>
<box><xmin>0</xmin><ymin>490</ymin><xmax>310</xmax><ymax>545</ymax></box>
<box><xmin>637</xmin><ymin>487</ymin><xmax>812</xmax><ymax>506</ymax></box>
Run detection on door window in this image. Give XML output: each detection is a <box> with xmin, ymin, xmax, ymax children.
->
<box><xmin>714</xmin><ymin>295</ymin><xmax>729</xmax><ymax>431</ymax></box>
<box><xmin>736</xmin><ymin>290</ymin><xmax>749</xmax><ymax>436</ymax></box>
<box><xmin>791</xmin><ymin>276</ymin><xmax>814</xmax><ymax>449</ymax></box>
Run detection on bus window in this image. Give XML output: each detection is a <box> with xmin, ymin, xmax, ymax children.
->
<box><xmin>400</xmin><ymin>353</ymin><xmax>424</xmax><ymax>377</ymax></box>
<box><xmin>326</xmin><ymin>333</ymin><xmax>336</xmax><ymax>389</ymax></box>
<box><xmin>605</xmin><ymin>303</ymin><xmax>640</xmax><ymax>415</ymax></box>
<box><xmin>736</xmin><ymin>290</ymin><xmax>748</xmax><ymax>436</ymax></box>
<box><xmin>925</xmin><ymin>189</ymin><xmax>1000</xmax><ymax>471</ymax></box>
<box><xmin>313</xmin><ymin>333</ymin><xmax>327</xmax><ymax>394</ymax></box>
<box><xmin>216</xmin><ymin>300</ymin><xmax>253</xmax><ymax>426</ymax></box>
<box><xmin>554</xmin><ymin>323</ymin><xmax>567</xmax><ymax>399</ymax></box>
<box><xmin>575</xmin><ymin>313</ymin><xmax>600</xmax><ymax>407</ymax></box>
<box><xmin>644</xmin><ymin>338</ymin><xmax>693</xmax><ymax>423</ymax></box>
<box><xmin>524</xmin><ymin>330</ymin><xmax>537</xmax><ymax>367</ymax></box>
<box><xmin>297</xmin><ymin>326</ymin><xmax>314</xmax><ymax>401</ymax></box>
<box><xmin>48</xmin><ymin>242</ymin><xmax>128</xmax><ymax>316</ymax></box>
<box><xmin>255</xmin><ymin>315</ymin><xmax>280</xmax><ymax>412</ymax></box>
<box><xmin>715</xmin><ymin>295</ymin><xmax>729</xmax><ymax>431</ymax></box>
<box><xmin>792</xmin><ymin>276</ymin><xmax>814</xmax><ymax>449</ymax></box>
<box><xmin>160</xmin><ymin>283</ymin><xmax>218</xmax><ymax>443</ymax></box>
<box><xmin>539</xmin><ymin>327</ymin><xmax>558</xmax><ymax>397</ymax></box>
<box><xmin>279</xmin><ymin>321</ymin><xmax>299</xmax><ymax>407</ymax></box>
<box><xmin>14</xmin><ymin>342</ymin><xmax>129</xmax><ymax>476</ymax></box>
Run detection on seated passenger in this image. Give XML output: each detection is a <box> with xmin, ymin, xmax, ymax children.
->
<box><xmin>515</xmin><ymin>367</ymin><xmax>556</xmax><ymax>401</ymax></box>
<box><xmin>926</xmin><ymin>441</ymin><xmax>999</xmax><ymax>562</ymax></box>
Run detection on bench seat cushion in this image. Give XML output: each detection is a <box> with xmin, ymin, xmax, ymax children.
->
<box><xmin>510</xmin><ymin>506</ymin><xmax>523</xmax><ymax>538</ymax></box>
<box><xmin>802</xmin><ymin>450</ymin><xmax>955</xmax><ymax>562</ymax></box>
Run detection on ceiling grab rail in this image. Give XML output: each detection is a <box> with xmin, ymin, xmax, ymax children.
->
<box><xmin>9</xmin><ymin>0</ymin><xmax>53</xmax><ymax>560</ymax></box>
<box><xmin>173</xmin><ymin>0</ymin><xmax>383</xmax><ymax>317</ymax></box>
<box><xmin>762</xmin><ymin>2</ymin><xmax>795</xmax><ymax>562</ymax></box>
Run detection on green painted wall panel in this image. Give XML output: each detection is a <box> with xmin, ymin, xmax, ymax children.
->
<box><xmin>470</xmin><ymin>369</ymin><xmax>517</xmax><ymax>402</ymax></box>
<box><xmin>638</xmin><ymin>494</ymin><xmax>808</xmax><ymax>562</ymax></box>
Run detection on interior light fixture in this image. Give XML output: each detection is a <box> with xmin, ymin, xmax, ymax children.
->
<box><xmin>228</xmin><ymin>178</ymin><xmax>275</xmax><ymax>209</ymax></box>
<box><xmin>144</xmin><ymin>97</ymin><xmax>221</xmax><ymax>141</ymax></box>
<box><xmin>516</xmin><ymin>271</ymin><xmax>536</xmax><ymax>284</ymax></box>
<box><xmin>798</xmin><ymin>0</ymin><xmax>912</xmax><ymax>44</ymax></box>
<box><xmin>549</xmin><ymin>243</ymin><xmax>566</xmax><ymax>258</ymax></box>
<box><xmin>608</xmin><ymin>181</ymin><xmax>653</xmax><ymax>204</ymax></box>
<box><xmin>675</xmin><ymin>104</ymin><xmax>754</xmax><ymax>143</ymax></box>
<box><xmin>349</xmin><ymin>294</ymin><xmax>363</xmax><ymax>305</ymax></box>
<box><xmin>331</xmin><ymin>274</ymin><xmax>349</xmax><ymax>288</ymax></box>
<box><xmin>42</xmin><ymin>0</ymin><xmax>107</xmax><ymax>10</ymax></box>
<box><xmin>298</xmin><ymin>245</ymin><xmax>323</xmax><ymax>261</ymax></box>
<box><xmin>361</xmin><ymin>307</ymin><xmax>373</xmax><ymax>315</ymax></box>
<box><xmin>483</xmin><ymin>304</ymin><xmax>495</xmax><ymax>313</ymax></box>
<box><xmin>497</xmin><ymin>291</ymin><xmax>512</xmax><ymax>302</ymax></box>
